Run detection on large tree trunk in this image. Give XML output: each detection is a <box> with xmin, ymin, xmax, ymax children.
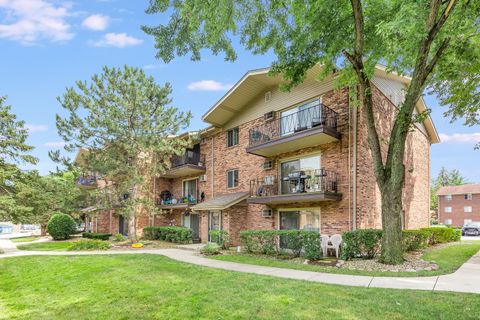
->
<box><xmin>40</xmin><ymin>224</ymin><xmax>47</xmax><ymax>236</ymax></box>
<box><xmin>379</xmin><ymin>182</ymin><xmax>404</xmax><ymax>264</ymax></box>
<box><xmin>127</xmin><ymin>214</ymin><xmax>136</xmax><ymax>242</ymax></box>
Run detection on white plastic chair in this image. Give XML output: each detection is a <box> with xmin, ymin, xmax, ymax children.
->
<box><xmin>320</xmin><ymin>235</ymin><xmax>329</xmax><ymax>257</ymax></box>
<box><xmin>326</xmin><ymin>234</ymin><xmax>342</xmax><ymax>258</ymax></box>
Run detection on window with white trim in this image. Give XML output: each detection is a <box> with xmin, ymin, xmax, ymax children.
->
<box><xmin>444</xmin><ymin>206</ymin><xmax>452</xmax><ymax>213</ymax></box>
<box><xmin>465</xmin><ymin>194</ymin><xmax>473</xmax><ymax>200</ymax></box>
<box><xmin>464</xmin><ymin>219</ymin><xmax>472</xmax><ymax>225</ymax></box>
<box><xmin>464</xmin><ymin>206</ymin><xmax>472</xmax><ymax>213</ymax></box>
<box><xmin>226</xmin><ymin>127</ymin><xmax>239</xmax><ymax>147</ymax></box>
<box><xmin>444</xmin><ymin>219</ymin><xmax>452</xmax><ymax>225</ymax></box>
<box><xmin>227</xmin><ymin>169</ymin><xmax>239</xmax><ymax>189</ymax></box>
<box><xmin>445</xmin><ymin>194</ymin><xmax>452</xmax><ymax>201</ymax></box>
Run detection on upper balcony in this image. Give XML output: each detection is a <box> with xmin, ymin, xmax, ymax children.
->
<box><xmin>248</xmin><ymin>169</ymin><xmax>341</xmax><ymax>205</ymax></box>
<box><xmin>246</xmin><ymin>103</ymin><xmax>340</xmax><ymax>157</ymax></box>
<box><xmin>162</xmin><ymin>150</ymin><xmax>206</xmax><ymax>178</ymax></box>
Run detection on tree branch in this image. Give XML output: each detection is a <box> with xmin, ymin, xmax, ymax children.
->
<box><xmin>425</xmin><ymin>37</ymin><xmax>451</xmax><ymax>75</ymax></box>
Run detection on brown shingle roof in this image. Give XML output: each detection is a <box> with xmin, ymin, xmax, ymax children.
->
<box><xmin>437</xmin><ymin>184</ymin><xmax>480</xmax><ymax>196</ymax></box>
<box><xmin>192</xmin><ymin>192</ymin><xmax>249</xmax><ymax>211</ymax></box>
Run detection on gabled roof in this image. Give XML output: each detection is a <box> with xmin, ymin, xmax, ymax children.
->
<box><xmin>192</xmin><ymin>192</ymin><xmax>249</xmax><ymax>211</ymax></box>
<box><xmin>202</xmin><ymin>64</ymin><xmax>440</xmax><ymax>144</ymax></box>
<box><xmin>437</xmin><ymin>184</ymin><xmax>480</xmax><ymax>196</ymax></box>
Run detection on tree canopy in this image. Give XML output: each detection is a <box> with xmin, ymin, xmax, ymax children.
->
<box><xmin>430</xmin><ymin>167</ymin><xmax>468</xmax><ymax>211</ymax></box>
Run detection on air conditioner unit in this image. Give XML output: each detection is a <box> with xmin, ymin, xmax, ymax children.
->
<box><xmin>262</xmin><ymin>209</ymin><xmax>273</xmax><ymax>218</ymax></box>
<box><xmin>263</xmin><ymin>160</ymin><xmax>273</xmax><ymax>170</ymax></box>
<box><xmin>199</xmin><ymin>175</ymin><xmax>207</xmax><ymax>182</ymax></box>
<box><xmin>264</xmin><ymin>111</ymin><xmax>275</xmax><ymax>121</ymax></box>
<box><xmin>264</xmin><ymin>91</ymin><xmax>272</xmax><ymax>102</ymax></box>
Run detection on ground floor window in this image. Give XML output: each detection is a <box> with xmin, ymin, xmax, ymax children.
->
<box><xmin>279</xmin><ymin>209</ymin><xmax>320</xmax><ymax>232</ymax></box>
<box><xmin>208</xmin><ymin>211</ymin><xmax>222</xmax><ymax>242</ymax></box>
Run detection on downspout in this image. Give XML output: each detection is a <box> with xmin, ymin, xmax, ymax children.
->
<box><xmin>211</xmin><ymin>134</ymin><xmax>215</xmax><ymax>197</ymax></box>
<box><xmin>352</xmin><ymin>89</ymin><xmax>358</xmax><ymax>230</ymax></box>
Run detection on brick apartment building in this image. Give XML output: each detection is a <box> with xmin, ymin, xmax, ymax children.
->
<box><xmin>78</xmin><ymin>65</ymin><xmax>439</xmax><ymax>245</ymax></box>
<box><xmin>437</xmin><ymin>185</ymin><xmax>480</xmax><ymax>227</ymax></box>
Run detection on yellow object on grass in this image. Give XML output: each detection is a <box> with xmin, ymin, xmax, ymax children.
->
<box><xmin>131</xmin><ymin>243</ymin><xmax>144</xmax><ymax>248</ymax></box>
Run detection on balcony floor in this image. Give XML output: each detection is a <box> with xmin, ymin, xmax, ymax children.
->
<box><xmin>247</xmin><ymin>191</ymin><xmax>342</xmax><ymax>206</ymax></box>
<box><xmin>162</xmin><ymin>164</ymin><xmax>206</xmax><ymax>178</ymax></box>
<box><xmin>246</xmin><ymin>126</ymin><xmax>341</xmax><ymax>157</ymax></box>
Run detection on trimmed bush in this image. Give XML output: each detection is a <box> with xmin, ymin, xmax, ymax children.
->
<box><xmin>68</xmin><ymin>239</ymin><xmax>111</xmax><ymax>251</ymax></box>
<box><xmin>402</xmin><ymin>230</ymin><xmax>430</xmax><ymax>252</ymax></box>
<box><xmin>47</xmin><ymin>214</ymin><xmax>77</xmax><ymax>240</ymax></box>
<box><xmin>200</xmin><ymin>243</ymin><xmax>221</xmax><ymax>255</ymax></box>
<box><xmin>342</xmin><ymin>229</ymin><xmax>383</xmax><ymax>260</ymax></box>
<box><xmin>209</xmin><ymin>230</ymin><xmax>230</xmax><ymax>249</ymax></box>
<box><xmin>421</xmin><ymin>227</ymin><xmax>457</xmax><ymax>245</ymax></box>
<box><xmin>451</xmin><ymin>228</ymin><xmax>462</xmax><ymax>242</ymax></box>
<box><xmin>142</xmin><ymin>226</ymin><xmax>193</xmax><ymax>244</ymax></box>
<box><xmin>239</xmin><ymin>230</ymin><xmax>322</xmax><ymax>259</ymax></box>
<box><xmin>82</xmin><ymin>232</ymin><xmax>112</xmax><ymax>241</ymax></box>
<box><xmin>113</xmin><ymin>233</ymin><xmax>127</xmax><ymax>242</ymax></box>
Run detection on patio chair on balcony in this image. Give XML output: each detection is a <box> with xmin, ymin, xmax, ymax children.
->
<box><xmin>326</xmin><ymin>234</ymin><xmax>343</xmax><ymax>258</ymax></box>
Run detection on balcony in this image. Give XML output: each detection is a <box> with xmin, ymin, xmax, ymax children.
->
<box><xmin>76</xmin><ymin>175</ymin><xmax>98</xmax><ymax>189</ymax></box>
<box><xmin>248</xmin><ymin>169</ymin><xmax>341</xmax><ymax>205</ymax></box>
<box><xmin>156</xmin><ymin>190</ymin><xmax>200</xmax><ymax>210</ymax></box>
<box><xmin>246</xmin><ymin>103</ymin><xmax>340</xmax><ymax>157</ymax></box>
<box><xmin>162</xmin><ymin>151</ymin><xmax>206</xmax><ymax>178</ymax></box>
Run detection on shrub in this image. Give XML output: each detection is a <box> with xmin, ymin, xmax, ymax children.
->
<box><xmin>82</xmin><ymin>232</ymin><xmax>112</xmax><ymax>241</ymax></box>
<box><xmin>209</xmin><ymin>230</ymin><xmax>230</xmax><ymax>249</ymax></box>
<box><xmin>421</xmin><ymin>227</ymin><xmax>456</xmax><ymax>245</ymax></box>
<box><xmin>68</xmin><ymin>239</ymin><xmax>111</xmax><ymax>251</ymax></box>
<box><xmin>112</xmin><ymin>233</ymin><xmax>127</xmax><ymax>242</ymax></box>
<box><xmin>342</xmin><ymin>229</ymin><xmax>383</xmax><ymax>260</ymax></box>
<box><xmin>200</xmin><ymin>243</ymin><xmax>221</xmax><ymax>255</ymax></box>
<box><xmin>239</xmin><ymin>230</ymin><xmax>322</xmax><ymax>259</ymax></box>
<box><xmin>451</xmin><ymin>228</ymin><xmax>462</xmax><ymax>242</ymax></box>
<box><xmin>402</xmin><ymin>230</ymin><xmax>430</xmax><ymax>252</ymax></box>
<box><xmin>47</xmin><ymin>214</ymin><xmax>77</xmax><ymax>240</ymax></box>
<box><xmin>142</xmin><ymin>226</ymin><xmax>193</xmax><ymax>244</ymax></box>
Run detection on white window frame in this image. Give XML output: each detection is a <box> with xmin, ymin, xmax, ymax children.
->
<box><xmin>444</xmin><ymin>219</ymin><xmax>452</xmax><ymax>225</ymax></box>
<box><xmin>465</xmin><ymin>193</ymin><xmax>473</xmax><ymax>200</ymax></box>
<box><xmin>278</xmin><ymin>152</ymin><xmax>321</xmax><ymax>194</ymax></box>
<box><xmin>226</xmin><ymin>127</ymin><xmax>239</xmax><ymax>147</ymax></box>
<box><xmin>464</xmin><ymin>219</ymin><xmax>473</xmax><ymax>225</ymax></box>
<box><xmin>227</xmin><ymin>169</ymin><xmax>239</xmax><ymax>189</ymax></box>
<box><xmin>464</xmin><ymin>206</ymin><xmax>473</xmax><ymax>213</ymax></box>
<box><xmin>276</xmin><ymin>207</ymin><xmax>321</xmax><ymax>233</ymax></box>
<box><xmin>182</xmin><ymin>178</ymin><xmax>198</xmax><ymax>199</ymax></box>
<box><xmin>444</xmin><ymin>206</ymin><xmax>452</xmax><ymax>213</ymax></box>
<box><xmin>445</xmin><ymin>194</ymin><xmax>452</xmax><ymax>201</ymax></box>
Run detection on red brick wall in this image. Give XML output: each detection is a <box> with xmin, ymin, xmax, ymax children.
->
<box><xmin>438</xmin><ymin>194</ymin><xmax>480</xmax><ymax>226</ymax></box>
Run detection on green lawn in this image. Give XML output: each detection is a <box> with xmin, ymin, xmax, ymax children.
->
<box><xmin>0</xmin><ymin>255</ymin><xmax>479</xmax><ymax>320</ymax></box>
<box><xmin>212</xmin><ymin>242</ymin><xmax>480</xmax><ymax>277</ymax></box>
<box><xmin>16</xmin><ymin>241</ymin><xmax>72</xmax><ymax>251</ymax></box>
<box><xmin>10</xmin><ymin>236</ymin><xmax>41</xmax><ymax>243</ymax></box>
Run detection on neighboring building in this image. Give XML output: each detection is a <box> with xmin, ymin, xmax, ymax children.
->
<box><xmin>437</xmin><ymin>184</ymin><xmax>480</xmax><ymax>227</ymax></box>
<box><xmin>81</xmin><ymin>65</ymin><xmax>439</xmax><ymax>244</ymax></box>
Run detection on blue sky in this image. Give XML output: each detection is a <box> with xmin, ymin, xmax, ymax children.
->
<box><xmin>0</xmin><ymin>0</ymin><xmax>479</xmax><ymax>182</ymax></box>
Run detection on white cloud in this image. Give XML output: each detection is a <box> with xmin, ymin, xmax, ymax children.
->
<box><xmin>42</xmin><ymin>141</ymin><xmax>66</xmax><ymax>148</ymax></box>
<box><xmin>439</xmin><ymin>133</ymin><xmax>480</xmax><ymax>143</ymax></box>
<box><xmin>143</xmin><ymin>64</ymin><xmax>164</xmax><ymax>70</ymax></box>
<box><xmin>187</xmin><ymin>80</ymin><xmax>233</xmax><ymax>91</ymax></box>
<box><xmin>0</xmin><ymin>0</ymin><xmax>74</xmax><ymax>44</ymax></box>
<box><xmin>82</xmin><ymin>14</ymin><xmax>108</xmax><ymax>31</ymax></box>
<box><xmin>89</xmin><ymin>32</ymin><xmax>143</xmax><ymax>48</ymax></box>
<box><xmin>25</xmin><ymin>124</ymin><xmax>48</xmax><ymax>133</ymax></box>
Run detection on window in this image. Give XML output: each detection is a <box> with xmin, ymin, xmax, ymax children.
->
<box><xmin>280</xmin><ymin>155</ymin><xmax>320</xmax><ymax>194</ymax></box>
<box><xmin>464</xmin><ymin>206</ymin><xmax>472</xmax><ymax>213</ymax></box>
<box><xmin>227</xmin><ymin>127</ymin><xmax>239</xmax><ymax>147</ymax></box>
<box><xmin>444</xmin><ymin>206</ymin><xmax>452</xmax><ymax>213</ymax></box>
<box><xmin>280</xmin><ymin>99</ymin><xmax>321</xmax><ymax>136</ymax></box>
<box><xmin>444</xmin><ymin>219</ymin><xmax>452</xmax><ymax>225</ymax></box>
<box><xmin>227</xmin><ymin>169</ymin><xmax>239</xmax><ymax>188</ymax></box>
<box><xmin>464</xmin><ymin>219</ymin><xmax>473</xmax><ymax>225</ymax></box>
<box><xmin>465</xmin><ymin>194</ymin><xmax>473</xmax><ymax>200</ymax></box>
<box><xmin>445</xmin><ymin>194</ymin><xmax>452</xmax><ymax>201</ymax></box>
<box><xmin>183</xmin><ymin>179</ymin><xmax>197</xmax><ymax>202</ymax></box>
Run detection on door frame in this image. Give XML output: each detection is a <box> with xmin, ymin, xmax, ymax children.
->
<box><xmin>207</xmin><ymin>210</ymin><xmax>223</xmax><ymax>242</ymax></box>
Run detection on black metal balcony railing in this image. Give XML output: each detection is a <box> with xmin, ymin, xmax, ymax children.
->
<box><xmin>250</xmin><ymin>169</ymin><xmax>339</xmax><ymax>197</ymax></box>
<box><xmin>171</xmin><ymin>151</ymin><xmax>205</xmax><ymax>168</ymax></box>
<box><xmin>156</xmin><ymin>189</ymin><xmax>200</xmax><ymax>206</ymax></box>
<box><xmin>76</xmin><ymin>176</ymin><xmax>97</xmax><ymax>187</ymax></box>
<box><xmin>249</xmin><ymin>103</ymin><xmax>338</xmax><ymax>148</ymax></box>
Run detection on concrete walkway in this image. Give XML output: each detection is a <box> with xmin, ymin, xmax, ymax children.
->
<box><xmin>1</xmin><ymin>239</ymin><xmax>479</xmax><ymax>294</ymax></box>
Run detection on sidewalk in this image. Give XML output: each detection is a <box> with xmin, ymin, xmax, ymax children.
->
<box><xmin>1</xmin><ymin>239</ymin><xmax>479</xmax><ymax>294</ymax></box>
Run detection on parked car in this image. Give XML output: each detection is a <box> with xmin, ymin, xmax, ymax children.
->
<box><xmin>462</xmin><ymin>222</ymin><xmax>480</xmax><ymax>236</ymax></box>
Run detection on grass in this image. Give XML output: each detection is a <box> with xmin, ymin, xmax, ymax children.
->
<box><xmin>0</xmin><ymin>255</ymin><xmax>479</xmax><ymax>319</ymax></box>
<box><xmin>10</xmin><ymin>236</ymin><xmax>41</xmax><ymax>243</ymax></box>
<box><xmin>212</xmin><ymin>242</ymin><xmax>480</xmax><ymax>277</ymax></box>
<box><xmin>16</xmin><ymin>241</ymin><xmax>72</xmax><ymax>251</ymax></box>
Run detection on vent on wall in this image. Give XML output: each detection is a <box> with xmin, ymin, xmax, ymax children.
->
<box><xmin>199</xmin><ymin>175</ymin><xmax>207</xmax><ymax>182</ymax></box>
<box><xmin>263</xmin><ymin>160</ymin><xmax>273</xmax><ymax>170</ymax></box>
<box><xmin>264</xmin><ymin>111</ymin><xmax>275</xmax><ymax>121</ymax></box>
<box><xmin>264</xmin><ymin>91</ymin><xmax>272</xmax><ymax>102</ymax></box>
<box><xmin>262</xmin><ymin>209</ymin><xmax>273</xmax><ymax>218</ymax></box>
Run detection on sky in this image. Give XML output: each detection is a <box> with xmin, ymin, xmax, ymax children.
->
<box><xmin>0</xmin><ymin>0</ymin><xmax>479</xmax><ymax>182</ymax></box>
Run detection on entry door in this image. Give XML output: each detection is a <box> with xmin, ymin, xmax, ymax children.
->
<box><xmin>183</xmin><ymin>214</ymin><xmax>200</xmax><ymax>239</ymax></box>
<box><xmin>208</xmin><ymin>211</ymin><xmax>222</xmax><ymax>242</ymax></box>
<box><xmin>119</xmin><ymin>215</ymin><xmax>128</xmax><ymax>236</ymax></box>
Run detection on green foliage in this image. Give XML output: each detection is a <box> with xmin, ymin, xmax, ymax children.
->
<box><xmin>200</xmin><ymin>243</ymin><xmax>221</xmax><ymax>256</ymax></box>
<box><xmin>342</xmin><ymin>229</ymin><xmax>383</xmax><ymax>260</ymax></box>
<box><xmin>239</xmin><ymin>230</ymin><xmax>322</xmax><ymax>259</ymax></box>
<box><xmin>113</xmin><ymin>233</ymin><xmax>127</xmax><ymax>242</ymax></box>
<box><xmin>421</xmin><ymin>227</ymin><xmax>459</xmax><ymax>245</ymax></box>
<box><xmin>402</xmin><ymin>230</ymin><xmax>430</xmax><ymax>252</ymax></box>
<box><xmin>47</xmin><ymin>214</ymin><xmax>77</xmax><ymax>240</ymax></box>
<box><xmin>82</xmin><ymin>232</ymin><xmax>112</xmax><ymax>241</ymax></box>
<box><xmin>68</xmin><ymin>239</ymin><xmax>111</xmax><ymax>251</ymax></box>
<box><xmin>430</xmin><ymin>167</ymin><xmax>468</xmax><ymax>210</ymax></box>
<box><xmin>209</xmin><ymin>230</ymin><xmax>230</xmax><ymax>249</ymax></box>
<box><xmin>53</xmin><ymin>65</ymin><xmax>193</xmax><ymax>241</ymax></box>
<box><xmin>142</xmin><ymin>226</ymin><xmax>193</xmax><ymax>244</ymax></box>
